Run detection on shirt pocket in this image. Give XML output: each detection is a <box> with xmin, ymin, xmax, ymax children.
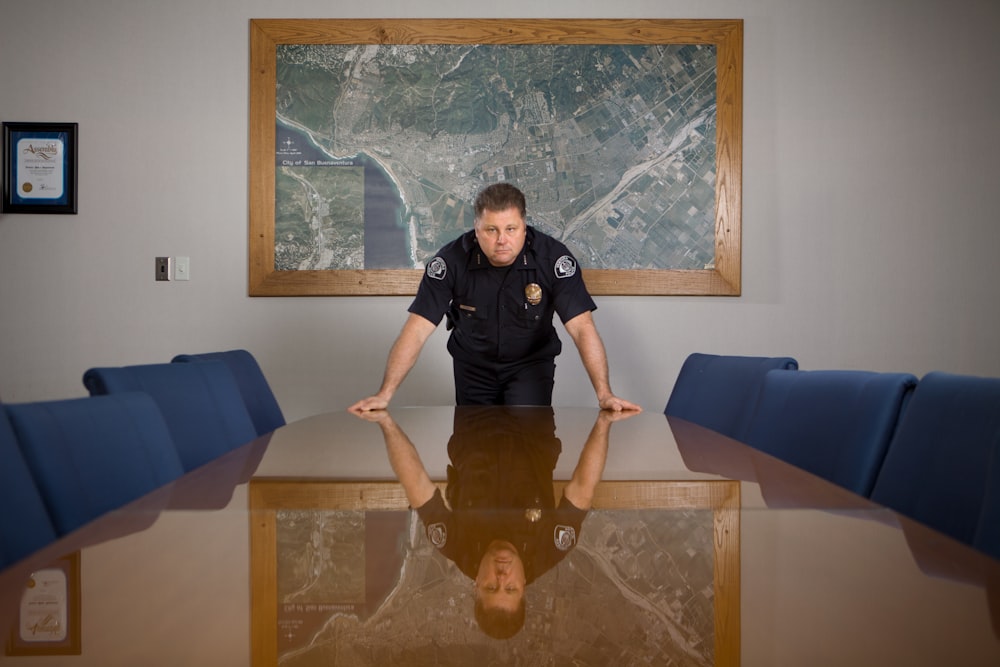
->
<box><xmin>453</xmin><ymin>301</ymin><xmax>489</xmax><ymax>338</ymax></box>
<box><xmin>513</xmin><ymin>301</ymin><xmax>546</xmax><ymax>329</ymax></box>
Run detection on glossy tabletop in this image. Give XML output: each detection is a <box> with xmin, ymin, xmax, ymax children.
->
<box><xmin>1</xmin><ymin>407</ymin><xmax>998</xmax><ymax>666</ymax></box>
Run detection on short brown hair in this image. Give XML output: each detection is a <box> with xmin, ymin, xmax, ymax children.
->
<box><xmin>474</xmin><ymin>593</ymin><xmax>526</xmax><ymax>639</ymax></box>
<box><xmin>474</xmin><ymin>182</ymin><xmax>526</xmax><ymax>220</ymax></box>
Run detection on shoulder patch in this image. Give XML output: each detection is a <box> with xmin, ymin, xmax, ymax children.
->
<box><xmin>426</xmin><ymin>257</ymin><xmax>447</xmax><ymax>280</ymax></box>
<box><xmin>427</xmin><ymin>522</ymin><xmax>448</xmax><ymax>548</ymax></box>
<box><xmin>553</xmin><ymin>524</ymin><xmax>577</xmax><ymax>551</ymax></box>
<box><xmin>554</xmin><ymin>255</ymin><xmax>577</xmax><ymax>279</ymax></box>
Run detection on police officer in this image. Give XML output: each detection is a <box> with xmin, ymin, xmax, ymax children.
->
<box><xmin>349</xmin><ymin>182</ymin><xmax>640</xmax><ymax>412</ymax></box>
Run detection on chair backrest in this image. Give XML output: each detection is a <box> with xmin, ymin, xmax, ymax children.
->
<box><xmin>871</xmin><ymin>371</ymin><xmax>1000</xmax><ymax>550</ymax></box>
<box><xmin>171</xmin><ymin>349</ymin><xmax>285</xmax><ymax>435</ymax></box>
<box><xmin>0</xmin><ymin>404</ymin><xmax>58</xmax><ymax>568</ymax></box>
<box><xmin>5</xmin><ymin>393</ymin><xmax>184</xmax><ymax>536</ymax></box>
<box><xmin>743</xmin><ymin>369</ymin><xmax>918</xmax><ymax>496</ymax></box>
<box><xmin>83</xmin><ymin>361</ymin><xmax>258</xmax><ymax>471</ymax></box>
<box><xmin>664</xmin><ymin>353</ymin><xmax>799</xmax><ymax>440</ymax></box>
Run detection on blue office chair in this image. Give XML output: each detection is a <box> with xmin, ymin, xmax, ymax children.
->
<box><xmin>743</xmin><ymin>369</ymin><xmax>918</xmax><ymax>496</ymax></box>
<box><xmin>5</xmin><ymin>393</ymin><xmax>184</xmax><ymax>536</ymax></box>
<box><xmin>171</xmin><ymin>349</ymin><xmax>285</xmax><ymax>435</ymax></box>
<box><xmin>871</xmin><ymin>371</ymin><xmax>1000</xmax><ymax>552</ymax></box>
<box><xmin>83</xmin><ymin>360</ymin><xmax>258</xmax><ymax>471</ymax></box>
<box><xmin>0</xmin><ymin>404</ymin><xmax>59</xmax><ymax>568</ymax></box>
<box><xmin>664</xmin><ymin>352</ymin><xmax>799</xmax><ymax>440</ymax></box>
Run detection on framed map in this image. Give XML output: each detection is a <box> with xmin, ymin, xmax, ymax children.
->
<box><xmin>248</xmin><ymin>479</ymin><xmax>740</xmax><ymax>666</ymax></box>
<box><xmin>248</xmin><ymin>19</ymin><xmax>743</xmax><ymax>296</ymax></box>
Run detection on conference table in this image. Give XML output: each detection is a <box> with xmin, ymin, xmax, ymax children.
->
<box><xmin>1</xmin><ymin>406</ymin><xmax>998</xmax><ymax>666</ymax></box>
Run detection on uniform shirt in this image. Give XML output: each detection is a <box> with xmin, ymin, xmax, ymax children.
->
<box><xmin>408</xmin><ymin>227</ymin><xmax>597</xmax><ymax>365</ymax></box>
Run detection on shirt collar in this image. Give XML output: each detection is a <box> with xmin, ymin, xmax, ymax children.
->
<box><xmin>465</xmin><ymin>227</ymin><xmax>537</xmax><ymax>270</ymax></box>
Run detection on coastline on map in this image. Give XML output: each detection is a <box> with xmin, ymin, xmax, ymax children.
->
<box><xmin>276</xmin><ymin>117</ymin><xmax>413</xmax><ymax>269</ymax></box>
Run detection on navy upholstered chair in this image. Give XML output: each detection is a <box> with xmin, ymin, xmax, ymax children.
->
<box><xmin>83</xmin><ymin>360</ymin><xmax>258</xmax><ymax>471</ymax></box>
<box><xmin>664</xmin><ymin>353</ymin><xmax>799</xmax><ymax>440</ymax></box>
<box><xmin>0</xmin><ymin>404</ymin><xmax>58</xmax><ymax>568</ymax></box>
<box><xmin>171</xmin><ymin>349</ymin><xmax>285</xmax><ymax>435</ymax></box>
<box><xmin>5</xmin><ymin>393</ymin><xmax>184</xmax><ymax>536</ymax></box>
<box><xmin>743</xmin><ymin>369</ymin><xmax>918</xmax><ymax>496</ymax></box>
<box><xmin>871</xmin><ymin>371</ymin><xmax>1000</xmax><ymax>553</ymax></box>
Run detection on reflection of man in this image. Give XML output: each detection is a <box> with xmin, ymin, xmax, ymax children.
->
<box><xmin>349</xmin><ymin>182</ymin><xmax>640</xmax><ymax>412</ymax></box>
<box><xmin>356</xmin><ymin>406</ymin><xmax>635</xmax><ymax>638</ymax></box>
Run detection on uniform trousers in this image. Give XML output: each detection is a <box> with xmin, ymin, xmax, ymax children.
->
<box><xmin>452</xmin><ymin>357</ymin><xmax>555</xmax><ymax>406</ymax></box>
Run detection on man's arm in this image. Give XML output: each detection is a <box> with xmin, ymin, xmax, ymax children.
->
<box><xmin>563</xmin><ymin>311</ymin><xmax>641</xmax><ymax>412</ymax></box>
<box><xmin>348</xmin><ymin>313</ymin><xmax>438</xmax><ymax>413</ymax></box>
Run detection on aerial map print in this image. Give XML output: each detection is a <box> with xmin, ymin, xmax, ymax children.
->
<box><xmin>273</xmin><ymin>43</ymin><xmax>718</xmax><ymax>273</ymax></box>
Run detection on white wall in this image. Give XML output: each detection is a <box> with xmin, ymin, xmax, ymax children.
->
<box><xmin>2</xmin><ymin>0</ymin><xmax>999</xmax><ymax>421</ymax></box>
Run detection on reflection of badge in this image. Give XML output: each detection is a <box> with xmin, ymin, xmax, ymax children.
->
<box><xmin>553</xmin><ymin>525</ymin><xmax>577</xmax><ymax>551</ymax></box>
<box><xmin>525</xmin><ymin>283</ymin><xmax>542</xmax><ymax>305</ymax></box>
<box><xmin>554</xmin><ymin>255</ymin><xmax>577</xmax><ymax>279</ymax></box>
<box><xmin>426</xmin><ymin>257</ymin><xmax>447</xmax><ymax>280</ymax></box>
<box><xmin>524</xmin><ymin>508</ymin><xmax>542</xmax><ymax>523</ymax></box>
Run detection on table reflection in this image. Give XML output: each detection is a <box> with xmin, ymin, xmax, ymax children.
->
<box><xmin>249</xmin><ymin>407</ymin><xmax>739</xmax><ymax>666</ymax></box>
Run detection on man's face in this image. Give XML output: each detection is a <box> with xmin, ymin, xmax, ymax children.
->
<box><xmin>474</xmin><ymin>207</ymin><xmax>527</xmax><ymax>267</ymax></box>
<box><xmin>474</xmin><ymin>539</ymin><xmax>526</xmax><ymax>612</ymax></box>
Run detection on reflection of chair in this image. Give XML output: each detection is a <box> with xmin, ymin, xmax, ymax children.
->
<box><xmin>664</xmin><ymin>353</ymin><xmax>799</xmax><ymax>440</ymax></box>
<box><xmin>871</xmin><ymin>371</ymin><xmax>1000</xmax><ymax>553</ymax></box>
<box><xmin>83</xmin><ymin>361</ymin><xmax>257</xmax><ymax>471</ymax></box>
<box><xmin>0</xmin><ymin>405</ymin><xmax>58</xmax><ymax>568</ymax></box>
<box><xmin>5</xmin><ymin>393</ymin><xmax>184</xmax><ymax>535</ymax></box>
<box><xmin>743</xmin><ymin>369</ymin><xmax>917</xmax><ymax>496</ymax></box>
<box><xmin>171</xmin><ymin>349</ymin><xmax>285</xmax><ymax>436</ymax></box>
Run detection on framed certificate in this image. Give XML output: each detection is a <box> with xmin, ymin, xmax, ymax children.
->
<box><xmin>2</xmin><ymin>122</ymin><xmax>78</xmax><ymax>214</ymax></box>
<box><xmin>5</xmin><ymin>552</ymin><xmax>82</xmax><ymax>656</ymax></box>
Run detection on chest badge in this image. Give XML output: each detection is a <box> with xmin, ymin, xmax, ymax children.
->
<box><xmin>525</xmin><ymin>283</ymin><xmax>542</xmax><ymax>305</ymax></box>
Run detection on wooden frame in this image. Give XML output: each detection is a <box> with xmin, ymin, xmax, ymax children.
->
<box><xmin>249</xmin><ymin>478</ymin><xmax>739</xmax><ymax>665</ymax></box>
<box><xmin>249</xmin><ymin>19</ymin><xmax>742</xmax><ymax>296</ymax></box>
<box><xmin>2</xmin><ymin>122</ymin><xmax>78</xmax><ymax>214</ymax></box>
<box><xmin>5</xmin><ymin>552</ymin><xmax>82</xmax><ymax>656</ymax></box>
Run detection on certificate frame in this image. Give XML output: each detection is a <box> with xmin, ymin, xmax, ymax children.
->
<box><xmin>5</xmin><ymin>552</ymin><xmax>82</xmax><ymax>656</ymax></box>
<box><xmin>1</xmin><ymin>122</ymin><xmax>78</xmax><ymax>214</ymax></box>
<box><xmin>249</xmin><ymin>478</ymin><xmax>739</xmax><ymax>666</ymax></box>
<box><xmin>248</xmin><ymin>19</ymin><xmax>742</xmax><ymax>296</ymax></box>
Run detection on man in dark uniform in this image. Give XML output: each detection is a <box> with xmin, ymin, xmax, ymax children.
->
<box><xmin>349</xmin><ymin>182</ymin><xmax>640</xmax><ymax>411</ymax></box>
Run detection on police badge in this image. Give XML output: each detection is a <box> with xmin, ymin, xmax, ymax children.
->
<box><xmin>525</xmin><ymin>283</ymin><xmax>542</xmax><ymax>305</ymax></box>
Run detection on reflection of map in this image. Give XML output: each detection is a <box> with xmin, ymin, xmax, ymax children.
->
<box><xmin>273</xmin><ymin>43</ymin><xmax>718</xmax><ymax>272</ymax></box>
<box><xmin>273</xmin><ymin>509</ymin><xmax>716</xmax><ymax>666</ymax></box>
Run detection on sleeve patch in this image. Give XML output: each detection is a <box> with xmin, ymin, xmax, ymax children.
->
<box><xmin>426</xmin><ymin>257</ymin><xmax>447</xmax><ymax>280</ymax></box>
<box><xmin>554</xmin><ymin>255</ymin><xmax>577</xmax><ymax>279</ymax></box>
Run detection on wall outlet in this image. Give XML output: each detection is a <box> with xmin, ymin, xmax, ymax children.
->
<box><xmin>155</xmin><ymin>257</ymin><xmax>172</xmax><ymax>281</ymax></box>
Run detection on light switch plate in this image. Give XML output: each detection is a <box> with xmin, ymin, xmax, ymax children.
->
<box><xmin>174</xmin><ymin>256</ymin><xmax>190</xmax><ymax>281</ymax></box>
